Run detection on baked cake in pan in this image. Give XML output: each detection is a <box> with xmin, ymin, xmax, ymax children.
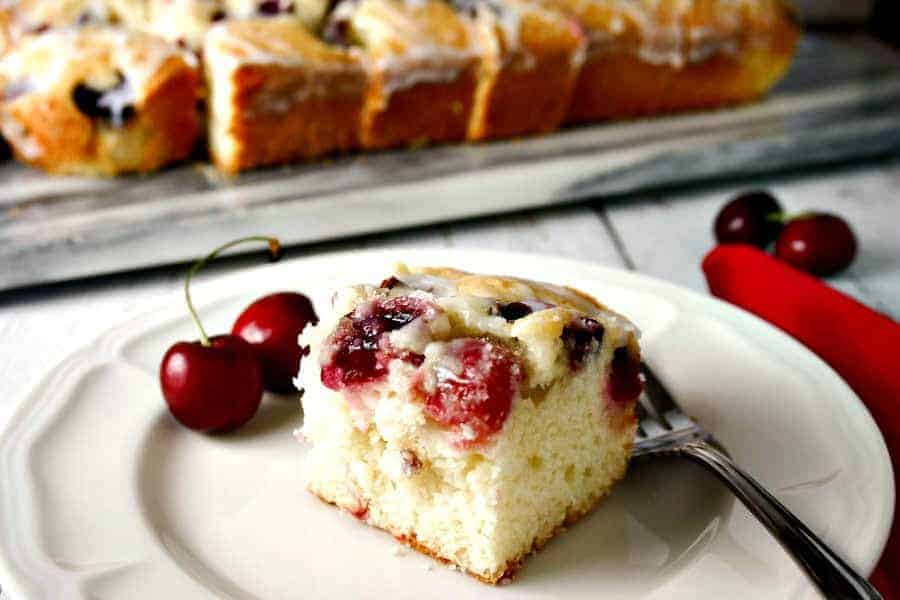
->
<box><xmin>0</xmin><ymin>26</ymin><xmax>201</xmax><ymax>175</ymax></box>
<box><xmin>0</xmin><ymin>0</ymin><xmax>798</xmax><ymax>176</ymax></box>
<box><xmin>298</xmin><ymin>265</ymin><xmax>643</xmax><ymax>582</ymax></box>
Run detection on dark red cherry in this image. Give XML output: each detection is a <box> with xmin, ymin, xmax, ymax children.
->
<box><xmin>258</xmin><ymin>0</ymin><xmax>294</xmax><ymax>14</ymax></box>
<box><xmin>421</xmin><ymin>339</ymin><xmax>523</xmax><ymax>447</ymax></box>
<box><xmin>76</xmin><ymin>9</ymin><xmax>104</xmax><ymax>25</ymax></box>
<box><xmin>775</xmin><ymin>213</ymin><xmax>857</xmax><ymax>275</ymax></box>
<box><xmin>321</xmin><ymin>296</ymin><xmax>433</xmax><ymax>390</ymax></box>
<box><xmin>322</xmin><ymin>13</ymin><xmax>352</xmax><ymax>46</ymax></box>
<box><xmin>160</xmin><ymin>336</ymin><xmax>264</xmax><ymax>432</ymax></box>
<box><xmin>380</xmin><ymin>276</ymin><xmax>402</xmax><ymax>289</ymax></box>
<box><xmin>72</xmin><ymin>71</ymin><xmax>136</xmax><ymax>128</ymax></box>
<box><xmin>714</xmin><ymin>190</ymin><xmax>783</xmax><ymax>247</ymax></box>
<box><xmin>561</xmin><ymin>317</ymin><xmax>605</xmax><ymax>369</ymax></box>
<box><xmin>607</xmin><ymin>347</ymin><xmax>643</xmax><ymax>406</ymax></box>
<box><xmin>232</xmin><ymin>292</ymin><xmax>318</xmax><ymax>393</ymax></box>
<box><xmin>159</xmin><ymin>237</ymin><xmax>280</xmax><ymax>432</ymax></box>
<box><xmin>496</xmin><ymin>302</ymin><xmax>532</xmax><ymax>321</ymax></box>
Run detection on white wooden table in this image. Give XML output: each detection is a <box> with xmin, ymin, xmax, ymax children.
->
<box><xmin>0</xmin><ymin>155</ymin><xmax>898</xmax><ymax>597</ymax></box>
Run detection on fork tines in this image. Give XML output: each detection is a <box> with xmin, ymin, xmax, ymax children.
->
<box><xmin>633</xmin><ymin>363</ymin><xmax>709</xmax><ymax>454</ymax></box>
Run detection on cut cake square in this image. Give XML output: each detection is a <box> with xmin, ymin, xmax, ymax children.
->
<box><xmin>0</xmin><ymin>26</ymin><xmax>201</xmax><ymax>176</ymax></box>
<box><xmin>297</xmin><ymin>265</ymin><xmax>643</xmax><ymax>583</ymax></box>
<box><xmin>459</xmin><ymin>0</ymin><xmax>586</xmax><ymax>141</ymax></box>
<box><xmin>204</xmin><ymin>17</ymin><xmax>367</xmax><ymax>173</ymax></box>
<box><xmin>528</xmin><ymin>0</ymin><xmax>799</xmax><ymax>122</ymax></box>
<box><xmin>323</xmin><ymin>0</ymin><xmax>480</xmax><ymax>149</ymax></box>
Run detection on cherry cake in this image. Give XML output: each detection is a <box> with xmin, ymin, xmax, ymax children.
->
<box><xmin>297</xmin><ymin>265</ymin><xmax>643</xmax><ymax>583</ymax></box>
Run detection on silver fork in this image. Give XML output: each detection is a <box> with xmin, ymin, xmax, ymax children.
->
<box><xmin>633</xmin><ymin>364</ymin><xmax>882</xmax><ymax>600</ymax></box>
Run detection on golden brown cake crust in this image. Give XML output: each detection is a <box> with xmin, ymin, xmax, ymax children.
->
<box><xmin>400</xmin><ymin>264</ymin><xmax>610</xmax><ymax>314</ymax></box>
<box><xmin>220</xmin><ymin>70</ymin><xmax>364</xmax><ymax>171</ymax></box>
<box><xmin>362</xmin><ymin>64</ymin><xmax>478</xmax><ymax>149</ymax></box>
<box><xmin>563</xmin><ymin>0</ymin><xmax>799</xmax><ymax>122</ymax></box>
<box><xmin>468</xmin><ymin>4</ymin><xmax>586</xmax><ymax>141</ymax></box>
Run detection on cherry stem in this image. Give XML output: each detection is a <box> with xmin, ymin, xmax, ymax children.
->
<box><xmin>768</xmin><ymin>210</ymin><xmax>814</xmax><ymax>225</ymax></box>
<box><xmin>766</xmin><ymin>211</ymin><xmax>788</xmax><ymax>224</ymax></box>
<box><xmin>185</xmin><ymin>236</ymin><xmax>282</xmax><ymax>347</ymax></box>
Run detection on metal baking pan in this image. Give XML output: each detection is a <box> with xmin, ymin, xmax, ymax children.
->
<box><xmin>2</xmin><ymin>32</ymin><xmax>900</xmax><ymax>291</ymax></box>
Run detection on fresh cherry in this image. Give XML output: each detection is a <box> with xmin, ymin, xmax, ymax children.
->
<box><xmin>421</xmin><ymin>339</ymin><xmax>523</xmax><ymax>447</ymax></box>
<box><xmin>775</xmin><ymin>213</ymin><xmax>857</xmax><ymax>275</ymax></box>
<box><xmin>232</xmin><ymin>292</ymin><xmax>318</xmax><ymax>393</ymax></box>
<box><xmin>159</xmin><ymin>237</ymin><xmax>280</xmax><ymax>432</ymax></box>
<box><xmin>160</xmin><ymin>336</ymin><xmax>263</xmax><ymax>431</ymax></box>
<box><xmin>714</xmin><ymin>190</ymin><xmax>783</xmax><ymax>247</ymax></box>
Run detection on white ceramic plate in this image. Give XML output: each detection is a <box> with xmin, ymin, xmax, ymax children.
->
<box><xmin>0</xmin><ymin>250</ymin><xmax>893</xmax><ymax>600</ymax></box>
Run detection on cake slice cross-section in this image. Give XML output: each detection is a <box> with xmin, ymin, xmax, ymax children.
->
<box><xmin>297</xmin><ymin>265</ymin><xmax>643</xmax><ymax>583</ymax></box>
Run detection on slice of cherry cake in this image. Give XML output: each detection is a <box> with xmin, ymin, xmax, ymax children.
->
<box><xmin>297</xmin><ymin>265</ymin><xmax>643</xmax><ymax>583</ymax></box>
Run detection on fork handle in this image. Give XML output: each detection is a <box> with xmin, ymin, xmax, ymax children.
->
<box><xmin>680</xmin><ymin>441</ymin><xmax>882</xmax><ymax>600</ymax></box>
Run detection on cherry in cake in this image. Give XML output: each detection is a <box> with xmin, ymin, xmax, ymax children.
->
<box><xmin>298</xmin><ymin>265</ymin><xmax>642</xmax><ymax>583</ymax></box>
<box><xmin>320</xmin><ymin>295</ymin><xmax>437</xmax><ymax>389</ymax></box>
<box><xmin>419</xmin><ymin>338</ymin><xmax>524</xmax><ymax>447</ymax></box>
<box><xmin>72</xmin><ymin>72</ymin><xmax>136</xmax><ymax>128</ymax></box>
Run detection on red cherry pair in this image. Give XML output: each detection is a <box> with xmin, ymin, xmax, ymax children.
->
<box><xmin>714</xmin><ymin>190</ymin><xmax>857</xmax><ymax>276</ymax></box>
<box><xmin>160</xmin><ymin>237</ymin><xmax>318</xmax><ymax>433</ymax></box>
